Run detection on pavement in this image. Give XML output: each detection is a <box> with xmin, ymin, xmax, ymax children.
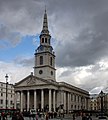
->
<box><xmin>3</xmin><ymin>114</ymin><xmax>100</xmax><ymax>120</ymax></box>
<box><xmin>23</xmin><ymin>116</ymin><xmax>99</xmax><ymax>120</ymax></box>
<box><xmin>29</xmin><ymin>115</ymin><xmax>101</xmax><ymax>120</ymax></box>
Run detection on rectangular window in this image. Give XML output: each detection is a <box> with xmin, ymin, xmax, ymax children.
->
<box><xmin>0</xmin><ymin>99</ymin><xmax>3</xmax><ymax>104</ymax></box>
<box><xmin>6</xmin><ymin>100</ymin><xmax>8</xmax><ymax>104</ymax></box>
<box><xmin>74</xmin><ymin>95</ymin><xmax>76</xmax><ymax>101</ymax></box>
<box><xmin>1</xmin><ymin>93</ymin><xmax>3</xmax><ymax>97</ymax></box>
<box><xmin>78</xmin><ymin>96</ymin><xmax>79</xmax><ymax>102</ymax></box>
<box><xmin>1</xmin><ymin>100</ymin><xmax>3</xmax><ymax>104</ymax></box>
<box><xmin>40</xmin><ymin>56</ymin><xmax>43</xmax><ymax>65</ymax></box>
<box><xmin>45</xmin><ymin>38</ymin><xmax>47</xmax><ymax>43</ymax></box>
<box><xmin>10</xmin><ymin>100</ymin><xmax>13</xmax><ymax>105</ymax></box>
<box><xmin>50</xmin><ymin>57</ymin><xmax>52</xmax><ymax>66</ymax></box>
<box><xmin>42</xmin><ymin>38</ymin><xmax>44</xmax><ymax>43</ymax></box>
<box><xmin>71</xmin><ymin>94</ymin><xmax>73</xmax><ymax>101</ymax></box>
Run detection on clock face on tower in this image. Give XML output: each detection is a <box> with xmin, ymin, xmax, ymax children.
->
<box><xmin>39</xmin><ymin>70</ymin><xmax>43</xmax><ymax>74</ymax></box>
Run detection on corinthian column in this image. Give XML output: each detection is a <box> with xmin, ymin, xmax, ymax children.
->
<box><xmin>41</xmin><ymin>89</ymin><xmax>44</xmax><ymax>111</ymax></box>
<box><xmin>27</xmin><ymin>90</ymin><xmax>30</xmax><ymax>111</ymax></box>
<box><xmin>34</xmin><ymin>90</ymin><xmax>37</xmax><ymax>111</ymax></box>
<box><xmin>49</xmin><ymin>89</ymin><xmax>51</xmax><ymax>112</ymax></box>
<box><xmin>21</xmin><ymin>91</ymin><xmax>23</xmax><ymax>112</ymax></box>
<box><xmin>14</xmin><ymin>92</ymin><xmax>17</xmax><ymax>109</ymax></box>
<box><xmin>53</xmin><ymin>90</ymin><xmax>55</xmax><ymax>111</ymax></box>
<box><xmin>68</xmin><ymin>92</ymin><xmax>70</xmax><ymax>112</ymax></box>
<box><xmin>63</xmin><ymin>91</ymin><xmax>66</xmax><ymax>110</ymax></box>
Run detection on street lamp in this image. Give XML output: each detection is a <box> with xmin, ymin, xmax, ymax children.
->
<box><xmin>5</xmin><ymin>74</ymin><xmax>8</xmax><ymax>109</ymax></box>
<box><xmin>99</xmin><ymin>90</ymin><xmax>104</xmax><ymax>115</ymax></box>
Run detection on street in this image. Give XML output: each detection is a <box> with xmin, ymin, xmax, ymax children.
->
<box><xmin>21</xmin><ymin>116</ymin><xmax>98</xmax><ymax>120</ymax></box>
<box><xmin>6</xmin><ymin>115</ymin><xmax>99</xmax><ymax>120</ymax></box>
<box><xmin>23</xmin><ymin>116</ymin><xmax>98</xmax><ymax>120</ymax></box>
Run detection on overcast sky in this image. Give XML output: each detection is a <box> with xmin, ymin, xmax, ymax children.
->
<box><xmin>0</xmin><ymin>0</ymin><xmax>108</xmax><ymax>94</ymax></box>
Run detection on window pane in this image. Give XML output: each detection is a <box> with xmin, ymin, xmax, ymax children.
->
<box><xmin>40</xmin><ymin>56</ymin><xmax>43</xmax><ymax>65</ymax></box>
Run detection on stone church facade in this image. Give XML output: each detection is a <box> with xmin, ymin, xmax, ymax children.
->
<box><xmin>14</xmin><ymin>10</ymin><xmax>90</xmax><ymax>112</ymax></box>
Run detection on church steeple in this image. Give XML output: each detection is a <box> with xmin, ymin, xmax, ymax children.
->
<box><xmin>40</xmin><ymin>8</ymin><xmax>51</xmax><ymax>46</ymax></box>
<box><xmin>34</xmin><ymin>9</ymin><xmax>56</xmax><ymax>81</ymax></box>
<box><xmin>41</xmin><ymin>8</ymin><xmax>49</xmax><ymax>35</ymax></box>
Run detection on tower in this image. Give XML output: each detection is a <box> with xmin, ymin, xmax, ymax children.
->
<box><xmin>34</xmin><ymin>9</ymin><xmax>56</xmax><ymax>81</ymax></box>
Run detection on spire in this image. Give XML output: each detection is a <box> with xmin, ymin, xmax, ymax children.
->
<box><xmin>41</xmin><ymin>8</ymin><xmax>49</xmax><ymax>35</ymax></box>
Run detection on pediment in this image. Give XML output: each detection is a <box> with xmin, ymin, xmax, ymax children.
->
<box><xmin>15</xmin><ymin>75</ymin><xmax>50</xmax><ymax>87</ymax></box>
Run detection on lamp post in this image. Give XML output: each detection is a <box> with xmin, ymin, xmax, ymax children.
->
<box><xmin>99</xmin><ymin>90</ymin><xmax>104</xmax><ymax>115</ymax></box>
<box><xmin>5</xmin><ymin>74</ymin><xmax>8</xmax><ymax>109</ymax></box>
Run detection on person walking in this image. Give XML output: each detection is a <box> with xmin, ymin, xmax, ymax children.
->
<box><xmin>12</xmin><ymin>112</ymin><xmax>17</xmax><ymax>120</ymax></box>
<box><xmin>73</xmin><ymin>114</ymin><xmax>75</xmax><ymax>120</ymax></box>
<box><xmin>36</xmin><ymin>114</ymin><xmax>38</xmax><ymax>120</ymax></box>
<box><xmin>86</xmin><ymin>114</ymin><xmax>92</xmax><ymax>120</ymax></box>
<box><xmin>82</xmin><ymin>113</ymin><xmax>87</xmax><ymax>120</ymax></box>
<box><xmin>17</xmin><ymin>112</ymin><xmax>24</xmax><ymax>120</ymax></box>
<box><xmin>0</xmin><ymin>112</ymin><xmax>1</xmax><ymax>120</ymax></box>
<box><xmin>46</xmin><ymin>112</ymin><xmax>49</xmax><ymax>120</ymax></box>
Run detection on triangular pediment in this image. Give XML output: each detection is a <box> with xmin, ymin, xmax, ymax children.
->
<box><xmin>15</xmin><ymin>75</ymin><xmax>51</xmax><ymax>87</ymax></box>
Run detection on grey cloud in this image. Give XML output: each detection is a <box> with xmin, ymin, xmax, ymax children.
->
<box><xmin>59</xmin><ymin>70</ymin><xmax>72</xmax><ymax>77</ymax></box>
<box><xmin>58</xmin><ymin>61</ymin><xmax>108</xmax><ymax>93</ymax></box>
<box><xmin>0</xmin><ymin>0</ymin><xmax>108</xmax><ymax>52</ymax></box>
<box><xmin>56</xmin><ymin>9</ymin><xmax>108</xmax><ymax>67</ymax></box>
<box><xmin>14</xmin><ymin>56</ymin><xmax>34</xmax><ymax>67</ymax></box>
<box><xmin>0</xmin><ymin>0</ymin><xmax>44</xmax><ymax>35</ymax></box>
<box><xmin>0</xmin><ymin>24</ymin><xmax>22</xmax><ymax>47</ymax></box>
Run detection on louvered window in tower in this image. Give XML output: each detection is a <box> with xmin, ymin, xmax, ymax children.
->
<box><xmin>40</xmin><ymin>56</ymin><xmax>43</xmax><ymax>65</ymax></box>
<box><xmin>42</xmin><ymin>38</ymin><xmax>44</xmax><ymax>43</ymax></box>
<box><xmin>50</xmin><ymin>57</ymin><xmax>52</xmax><ymax>66</ymax></box>
<box><xmin>45</xmin><ymin>38</ymin><xmax>47</xmax><ymax>43</ymax></box>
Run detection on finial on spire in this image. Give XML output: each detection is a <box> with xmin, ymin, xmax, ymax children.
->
<box><xmin>45</xmin><ymin>5</ymin><xmax>46</xmax><ymax>13</ymax></box>
<box><xmin>41</xmin><ymin>7</ymin><xmax>49</xmax><ymax>35</ymax></box>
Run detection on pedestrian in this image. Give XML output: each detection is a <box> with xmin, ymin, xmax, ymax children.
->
<box><xmin>46</xmin><ymin>112</ymin><xmax>49</xmax><ymax>120</ymax></box>
<box><xmin>17</xmin><ymin>112</ymin><xmax>24</xmax><ymax>120</ymax></box>
<box><xmin>82</xmin><ymin>113</ymin><xmax>87</xmax><ymax>120</ymax></box>
<box><xmin>0</xmin><ymin>112</ymin><xmax>1</xmax><ymax>120</ymax></box>
<box><xmin>2</xmin><ymin>116</ymin><xmax>5</xmax><ymax>120</ymax></box>
<box><xmin>12</xmin><ymin>112</ymin><xmax>17</xmax><ymax>120</ymax></box>
<box><xmin>86</xmin><ymin>114</ymin><xmax>92</xmax><ymax>120</ymax></box>
<box><xmin>36</xmin><ymin>114</ymin><xmax>38</xmax><ymax>120</ymax></box>
<box><xmin>41</xmin><ymin>114</ymin><xmax>44</xmax><ymax>120</ymax></box>
<box><xmin>73</xmin><ymin>113</ymin><xmax>75</xmax><ymax>120</ymax></box>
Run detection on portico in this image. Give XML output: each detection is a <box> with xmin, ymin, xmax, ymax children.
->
<box><xmin>15</xmin><ymin>83</ymin><xmax>55</xmax><ymax>111</ymax></box>
<box><xmin>18</xmin><ymin>89</ymin><xmax>56</xmax><ymax>112</ymax></box>
<box><xmin>14</xmin><ymin>74</ymin><xmax>89</xmax><ymax>112</ymax></box>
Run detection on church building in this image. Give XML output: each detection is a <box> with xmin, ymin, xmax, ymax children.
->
<box><xmin>14</xmin><ymin>10</ymin><xmax>90</xmax><ymax>113</ymax></box>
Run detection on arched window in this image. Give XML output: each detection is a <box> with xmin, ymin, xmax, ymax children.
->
<box><xmin>40</xmin><ymin>56</ymin><xmax>43</xmax><ymax>65</ymax></box>
<box><xmin>50</xmin><ymin>57</ymin><xmax>52</xmax><ymax>66</ymax></box>
<box><xmin>49</xmin><ymin>39</ymin><xmax>50</xmax><ymax>44</ymax></box>
<box><xmin>45</xmin><ymin>38</ymin><xmax>47</xmax><ymax>43</ymax></box>
<box><xmin>42</xmin><ymin>38</ymin><xmax>44</xmax><ymax>43</ymax></box>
